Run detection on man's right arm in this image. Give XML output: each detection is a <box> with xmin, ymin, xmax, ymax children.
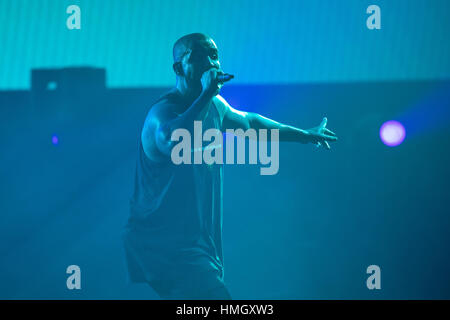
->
<box><xmin>142</xmin><ymin>68</ymin><xmax>222</xmax><ymax>161</ymax></box>
<box><xmin>142</xmin><ymin>92</ymin><xmax>213</xmax><ymax>161</ymax></box>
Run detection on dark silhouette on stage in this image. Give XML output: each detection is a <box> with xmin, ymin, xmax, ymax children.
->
<box><xmin>122</xmin><ymin>33</ymin><xmax>337</xmax><ymax>299</ymax></box>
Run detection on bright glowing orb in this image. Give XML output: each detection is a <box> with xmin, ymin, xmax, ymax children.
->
<box><xmin>380</xmin><ymin>120</ymin><xmax>405</xmax><ymax>147</ymax></box>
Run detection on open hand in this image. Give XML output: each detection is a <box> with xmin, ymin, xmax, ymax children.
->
<box><xmin>305</xmin><ymin>117</ymin><xmax>337</xmax><ymax>150</ymax></box>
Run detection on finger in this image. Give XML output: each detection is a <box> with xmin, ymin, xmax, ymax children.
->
<box><xmin>324</xmin><ymin>128</ymin><xmax>336</xmax><ymax>136</ymax></box>
<box><xmin>320</xmin><ymin>117</ymin><xmax>327</xmax><ymax>128</ymax></box>
<box><xmin>321</xmin><ymin>134</ymin><xmax>338</xmax><ymax>142</ymax></box>
<box><xmin>316</xmin><ymin>142</ymin><xmax>321</xmax><ymax>148</ymax></box>
<box><xmin>322</xmin><ymin>141</ymin><xmax>331</xmax><ymax>150</ymax></box>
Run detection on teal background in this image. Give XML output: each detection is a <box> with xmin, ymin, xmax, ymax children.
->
<box><xmin>1</xmin><ymin>0</ymin><xmax>450</xmax><ymax>89</ymax></box>
<box><xmin>1</xmin><ymin>0</ymin><xmax>450</xmax><ymax>299</ymax></box>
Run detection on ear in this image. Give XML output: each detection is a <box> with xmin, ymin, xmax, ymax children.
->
<box><xmin>173</xmin><ymin>62</ymin><xmax>183</xmax><ymax>76</ymax></box>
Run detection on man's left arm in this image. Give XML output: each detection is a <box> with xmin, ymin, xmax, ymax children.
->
<box><xmin>214</xmin><ymin>95</ymin><xmax>338</xmax><ymax>149</ymax></box>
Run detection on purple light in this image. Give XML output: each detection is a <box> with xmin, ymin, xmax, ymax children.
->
<box><xmin>380</xmin><ymin>120</ymin><xmax>406</xmax><ymax>147</ymax></box>
<box><xmin>51</xmin><ymin>135</ymin><xmax>59</xmax><ymax>145</ymax></box>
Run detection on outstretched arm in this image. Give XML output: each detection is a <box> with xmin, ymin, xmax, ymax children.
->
<box><xmin>216</xmin><ymin>95</ymin><xmax>338</xmax><ymax>149</ymax></box>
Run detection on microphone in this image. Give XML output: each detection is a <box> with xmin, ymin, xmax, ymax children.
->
<box><xmin>217</xmin><ymin>73</ymin><xmax>234</xmax><ymax>83</ymax></box>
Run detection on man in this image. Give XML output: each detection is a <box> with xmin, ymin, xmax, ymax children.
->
<box><xmin>123</xmin><ymin>33</ymin><xmax>337</xmax><ymax>299</ymax></box>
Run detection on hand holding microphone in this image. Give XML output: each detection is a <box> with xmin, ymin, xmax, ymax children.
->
<box><xmin>201</xmin><ymin>68</ymin><xmax>234</xmax><ymax>98</ymax></box>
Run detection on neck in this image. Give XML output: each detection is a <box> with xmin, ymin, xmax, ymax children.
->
<box><xmin>175</xmin><ymin>77</ymin><xmax>202</xmax><ymax>104</ymax></box>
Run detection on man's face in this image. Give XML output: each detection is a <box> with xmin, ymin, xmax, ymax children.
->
<box><xmin>180</xmin><ymin>38</ymin><xmax>221</xmax><ymax>86</ymax></box>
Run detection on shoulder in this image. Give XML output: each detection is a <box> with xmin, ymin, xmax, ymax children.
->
<box><xmin>213</xmin><ymin>94</ymin><xmax>247</xmax><ymax>119</ymax></box>
<box><xmin>148</xmin><ymin>99</ymin><xmax>180</xmax><ymax>122</ymax></box>
<box><xmin>213</xmin><ymin>94</ymin><xmax>231</xmax><ymax>109</ymax></box>
<box><xmin>146</xmin><ymin>90</ymin><xmax>184</xmax><ymax>123</ymax></box>
<box><xmin>212</xmin><ymin>94</ymin><xmax>232</xmax><ymax>122</ymax></box>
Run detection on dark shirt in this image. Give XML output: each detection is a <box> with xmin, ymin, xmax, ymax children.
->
<box><xmin>123</xmin><ymin>88</ymin><xmax>227</xmax><ymax>285</ymax></box>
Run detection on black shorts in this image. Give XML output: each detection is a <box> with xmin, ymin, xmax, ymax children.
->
<box><xmin>123</xmin><ymin>227</ymin><xmax>231</xmax><ymax>299</ymax></box>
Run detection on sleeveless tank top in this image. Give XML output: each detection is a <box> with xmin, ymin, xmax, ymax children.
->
<box><xmin>126</xmin><ymin>88</ymin><xmax>226</xmax><ymax>282</ymax></box>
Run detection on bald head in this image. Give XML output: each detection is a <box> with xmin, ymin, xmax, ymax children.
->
<box><xmin>173</xmin><ymin>33</ymin><xmax>214</xmax><ymax>63</ymax></box>
<box><xmin>172</xmin><ymin>33</ymin><xmax>221</xmax><ymax>91</ymax></box>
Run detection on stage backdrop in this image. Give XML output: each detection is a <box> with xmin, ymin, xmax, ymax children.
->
<box><xmin>0</xmin><ymin>70</ymin><xmax>449</xmax><ymax>298</ymax></box>
<box><xmin>0</xmin><ymin>0</ymin><xmax>450</xmax><ymax>299</ymax></box>
<box><xmin>0</xmin><ymin>0</ymin><xmax>449</xmax><ymax>89</ymax></box>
